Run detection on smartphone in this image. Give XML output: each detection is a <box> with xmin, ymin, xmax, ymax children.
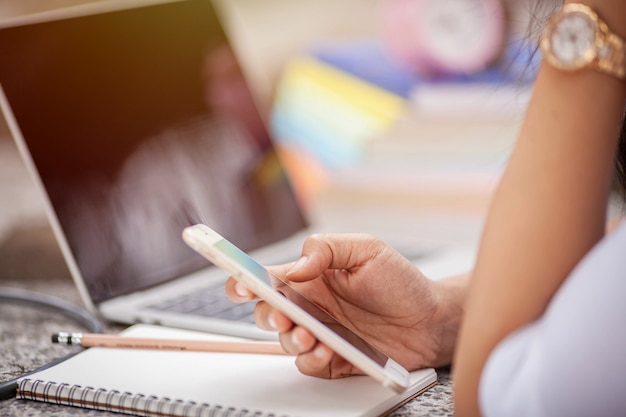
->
<box><xmin>182</xmin><ymin>223</ymin><xmax>410</xmax><ymax>393</ymax></box>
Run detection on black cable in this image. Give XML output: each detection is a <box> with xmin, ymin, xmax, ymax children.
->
<box><xmin>0</xmin><ymin>286</ymin><xmax>105</xmax><ymax>400</ymax></box>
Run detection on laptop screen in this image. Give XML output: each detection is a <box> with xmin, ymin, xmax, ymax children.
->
<box><xmin>0</xmin><ymin>0</ymin><xmax>307</xmax><ymax>304</ymax></box>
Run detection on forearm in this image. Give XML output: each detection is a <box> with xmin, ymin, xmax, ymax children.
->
<box><xmin>452</xmin><ymin>1</ymin><xmax>626</xmax><ymax>415</ymax></box>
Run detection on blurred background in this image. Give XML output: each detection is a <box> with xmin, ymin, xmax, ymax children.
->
<box><xmin>0</xmin><ymin>0</ymin><xmax>553</xmax><ymax>221</ymax></box>
<box><xmin>0</xmin><ymin>0</ymin><xmax>558</xmax><ymax>284</ymax></box>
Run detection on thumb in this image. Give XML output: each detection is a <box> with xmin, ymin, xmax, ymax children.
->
<box><xmin>265</xmin><ymin>257</ymin><xmax>315</xmax><ymax>284</ymax></box>
<box><xmin>285</xmin><ymin>233</ymin><xmax>378</xmax><ymax>282</ymax></box>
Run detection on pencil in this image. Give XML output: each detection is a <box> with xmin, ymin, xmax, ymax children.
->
<box><xmin>51</xmin><ymin>332</ymin><xmax>289</xmax><ymax>355</ymax></box>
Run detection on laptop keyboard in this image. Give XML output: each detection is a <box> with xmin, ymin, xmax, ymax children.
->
<box><xmin>146</xmin><ymin>283</ymin><xmax>257</xmax><ymax>323</ymax></box>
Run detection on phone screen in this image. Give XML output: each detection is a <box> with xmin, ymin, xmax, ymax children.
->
<box><xmin>213</xmin><ymin>238</ymin><xmax>389</xmax><ymax>366</ymax></box>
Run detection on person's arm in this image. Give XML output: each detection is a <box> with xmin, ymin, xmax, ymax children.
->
<box><xmin>452</xmin><ymin>1</ymin><xmax>626</xmax><ymax>415</ymax></box>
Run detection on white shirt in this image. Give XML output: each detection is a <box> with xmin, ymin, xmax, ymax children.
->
<box><xmin>479</xmin><ymin>221</ymin><xmax>626</xmax><ymax>417</ymax></box>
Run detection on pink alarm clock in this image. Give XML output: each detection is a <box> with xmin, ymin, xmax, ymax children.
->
<box><xmin>380</xmin><ymin>0</ymin><xmax>507</xmax><ymax>76</ymax></box>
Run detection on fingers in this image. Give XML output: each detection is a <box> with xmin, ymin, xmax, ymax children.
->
<box><xmin>254</xmin><ymin>300</ymin><xmax>334</xmax><ymax>375</ymax></box>
<box><xmin>277</xmin><ymin>324</ymin><xmax>316</xmax><ymax>354</ymax></box>
<box><xmin>294</xmin><ymin>343</ymin><xmax>335</xmax><ymax>377</ymax></box>
<box><xmin>253</xmin><ymin>299</ymin><xmax>293</xmax><ymax>332</ymax></box>
<box><xmin>225</xmin><ymin>259</ymin><xmax>351</xmax><ymax>379</ymax></box>
<box><xmin>255</xmin><ymin>300</ymin><xmax>351</xmax><ymax>378</ymax></box>
<box><xmin>277</xmin><ymin>321</ymin><xmax>336</xmax><ymax>377</ymax></box>
<box><xmin>224</xmin><ymin>277</ymin><xmax>257</xmax><ymax>302</ymax></box>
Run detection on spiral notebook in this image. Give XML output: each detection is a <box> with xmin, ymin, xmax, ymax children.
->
<box><xmin>16</xmin><ymin>324</ymin><xmax>437</xmax><ymax>417</ymax></box>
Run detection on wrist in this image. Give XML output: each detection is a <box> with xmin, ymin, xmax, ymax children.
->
<box><xmin>546</xmin><ymin>2</ymin><xmax>626</xmax><ymax>83</ymax></box>
<box><xmin>429</xmin><ymin>272</ymin><xmax>470</xmax><ymax>367</ymax></box>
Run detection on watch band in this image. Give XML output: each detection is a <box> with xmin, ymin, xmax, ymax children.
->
<box><xmin>541</xmin><ymin>3</ymin><xmax>626</xmax><ymax>80</ymax></box>
<box><xmin>597</xmin><ymin>28</ymin><xmax>625</xmax><ymax>79</ymax></box>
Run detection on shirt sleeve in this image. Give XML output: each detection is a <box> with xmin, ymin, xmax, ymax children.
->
<box><xmin>479</xmin><ymin>222</ymin><xmax>626</xmax><ymax>417</ymax></box>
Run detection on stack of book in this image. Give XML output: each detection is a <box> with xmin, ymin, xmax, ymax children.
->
<box><xmin>270</xmin><ymin>39</ymin><xmax>411</xmax><ymax>205</ymax></box>
<box><xmin>270</xmin><ymin>38</ymin><xmax>538</xmax><ymax>207</ymax></box>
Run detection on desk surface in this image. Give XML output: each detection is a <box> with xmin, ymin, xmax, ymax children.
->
<box><xmin>0</xmin><ymin>134</ymin><xmax>461</xmax><ymax>416</ymax></box>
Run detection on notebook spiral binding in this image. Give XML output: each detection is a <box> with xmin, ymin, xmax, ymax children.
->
<box><xmin>17</xmin><ymin>379</ymin><xmax>284</xmax><ymax>417</ymax></box>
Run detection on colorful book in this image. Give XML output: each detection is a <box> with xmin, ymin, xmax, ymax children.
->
<box><xmin>270</xmin><ymin>40</ymin><xmax>411</xmax><ymax>200</ymax></box>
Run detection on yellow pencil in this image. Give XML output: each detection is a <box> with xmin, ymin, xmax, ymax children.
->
<box><xmin>52</xmin><ymin>332</ymin><xmax>288</xmax><ymax>355</ymax></box>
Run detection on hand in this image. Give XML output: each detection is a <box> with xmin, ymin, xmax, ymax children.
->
<box><xmin>225</xmin><ymin>233</ymin><xmax>466</xmax><ymax>379</ymax></box>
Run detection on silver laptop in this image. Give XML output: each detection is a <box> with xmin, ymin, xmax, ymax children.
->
<box><xmin>0</xmin><ymin>0</ymin><xmax>317</xmax><ymax>340</ymax></box>
<box><xmin>0</xmin><ymin>0</ymin><xmax>451</xmax><ymax>340</ymax></box>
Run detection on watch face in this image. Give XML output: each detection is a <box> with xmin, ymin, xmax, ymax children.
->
<box><xmin>546</xmin><ymin>10</ymin><xmax>598</xmax><ymax>69</ymax></box>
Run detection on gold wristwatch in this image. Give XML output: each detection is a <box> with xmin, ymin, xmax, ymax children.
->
<box><xmin>540</xmin><ymin>3</ymin><xmax>626</xmax><ymax>80</ymax></box>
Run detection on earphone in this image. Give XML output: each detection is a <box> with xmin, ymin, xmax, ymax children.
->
<box><xmin>0</xmin><ymin>286</ymin><xmax>105</xmax><ymax>400</ymax></box>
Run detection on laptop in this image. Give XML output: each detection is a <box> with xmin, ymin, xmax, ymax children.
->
<box><xmin>0</xmin><ymin>0</ymin><xmax>461</xmax><ymax>340</ymax></box>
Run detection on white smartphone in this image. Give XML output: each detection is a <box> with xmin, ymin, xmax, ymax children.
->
<box><xmin>182</xmin><ymin>223</ymin><xmax>410</xmax><ymax>393</ymax></box>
